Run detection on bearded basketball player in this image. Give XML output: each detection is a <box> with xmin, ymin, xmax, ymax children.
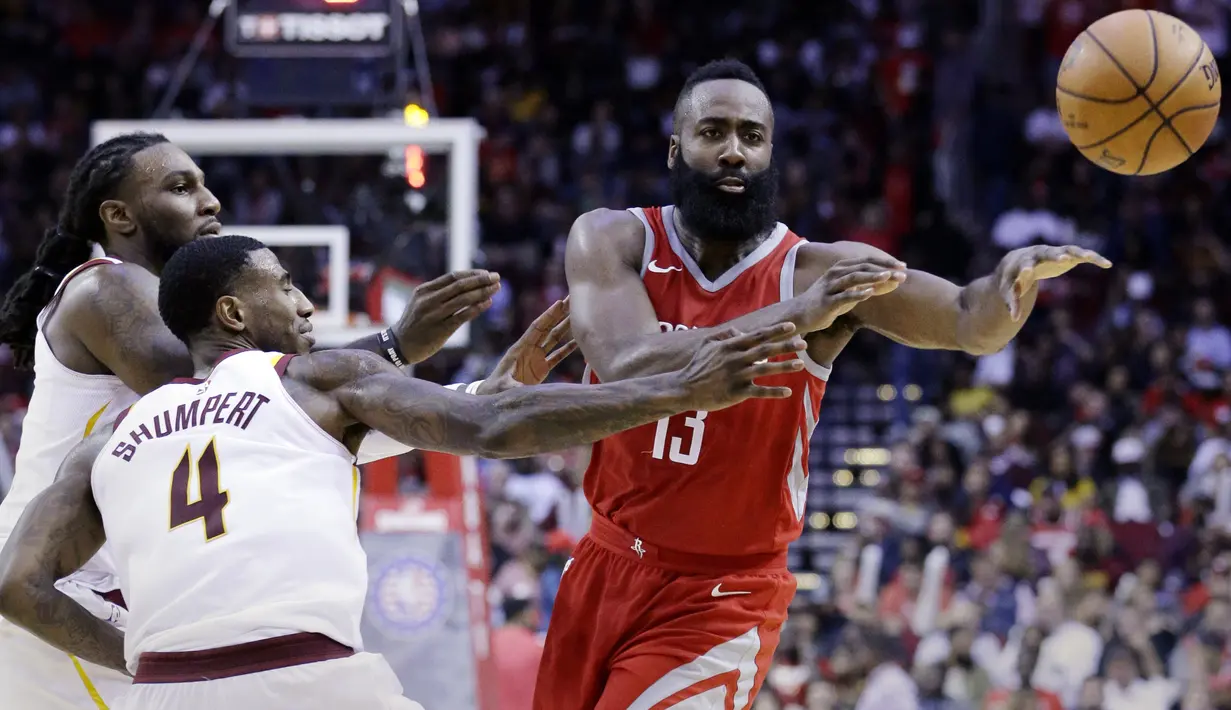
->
<box><xmin>0</xmin><ymin>134</ymin><xmax>573</xmax><ymax>709</ymax></box>
<box><xmin>0</xmin><ymin>235</ymin><xmax>806</xmax><ymax>709</ymax></box>
<box><xmin>536</xmin><ymin>59</ymin><xmax>1111</xmax><ymax>709</ymax></box>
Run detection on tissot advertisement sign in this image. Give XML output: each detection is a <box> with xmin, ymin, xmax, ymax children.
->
<box><xmin>226</xmin><ymin>0</ymin><xmax>402</xmax><ymax>58</ymax></box>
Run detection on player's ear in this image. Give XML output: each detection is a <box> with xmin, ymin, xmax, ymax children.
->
<box><xmin>99</xmin><ymin>199</ymin><xmax>136</xmax><ymax>238</ymax></box>
<box><xmin>667</xmin><ymin>136</ymin><xmax>679</xmax><ymax>169</ymax></box>
<box><xmin>215</xmin><ymin>295</ymin><xmax>246</xmax><ymax>334</ymax></box>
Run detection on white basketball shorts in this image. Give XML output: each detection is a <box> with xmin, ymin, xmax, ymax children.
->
<box><xmin>0</xmin><ymin>616</ymin><xmax>132</xmax><ymax>710</ymax></box>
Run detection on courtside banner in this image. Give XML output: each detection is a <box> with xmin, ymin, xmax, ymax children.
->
<box><xmin>225</xmin><ymin>0</ymin><xmax>402</xmax><ymax>58</ymax></box>
<box><xmin>361</xmin><ymin>494</ymin><xmax>495</xmax><ymax>710</ymax></box>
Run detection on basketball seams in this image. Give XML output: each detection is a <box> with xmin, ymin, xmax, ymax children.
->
<box><xmin>1083</xmin><ymin>14</ymin><xmax>1208</xmax><ymax>168</ymax></box>
<box><xmin>1057</xmin><ymin>86</ymin><xmax>1141</xmax><ymax>105</ymax></box>
<box><xmin>1144</xmin><ymin>11</ymin><xmax>1196</xmax><ymax>155</ymax></box>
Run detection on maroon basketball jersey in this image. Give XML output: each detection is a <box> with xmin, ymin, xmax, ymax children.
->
<box><xmin>582</xmin><ymin>205</ymin><xmax>829</xmax><ymax>557</ymax></box>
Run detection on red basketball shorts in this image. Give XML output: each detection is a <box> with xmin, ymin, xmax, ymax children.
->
<box><xmin>533</xmin><ymin>517</ymin><xmax>796</xmax><ymax>710</ymax></box>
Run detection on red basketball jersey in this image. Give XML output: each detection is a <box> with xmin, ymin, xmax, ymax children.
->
<box><xmin>582</xmin><ymin>205</ymin><xmax>829</xmax><ymax>557</ymax></box>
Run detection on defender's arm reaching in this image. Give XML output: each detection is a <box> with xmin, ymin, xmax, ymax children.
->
<box><xmin>292</xmin><ymin>323</ymin><xmax>807</xmax><ymax>459</ymax></box>
<box><xmin>0</xmin><ymin>427</ymin><xmax>126</xmax><ymax>674</ymax></box>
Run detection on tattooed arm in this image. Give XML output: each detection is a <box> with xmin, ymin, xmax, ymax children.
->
<box><xmin>64</xmin><ymin>264</ymin><xmax>193</xmax><ymax>395</ymax></box>
<box><xmin>288</xmin><ymin>324</ymin><xmax>809</xmax><ymax>459</ymax></box>
<box><xmin>0</xmin><ymin>427</ymin><xmax>128</xmax><ymax>674</ymax></box>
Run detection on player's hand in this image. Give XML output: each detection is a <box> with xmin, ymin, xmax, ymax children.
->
<box><xmin>676</xmin><ymin>324</ymin><xmax>807</xmax><ymax>410</ymax></box>
<box><xmin>997</xmin><ymin>245</ymin><xmax>1112</xmax><ymax>321</ymax></box>
<box><xmin>803</xmin><ymin>257</ymin><xmax>907</xmax><ymax>331</ymax></box>
<box><xmin>391</xmin><ymin>270</ymin><xmax>502</xmax><ymax>364</ymax></box>
<box><xmin>477</xmin><ymin>298</ymin><xmax>577</xmax><ymax>395</ymax></box>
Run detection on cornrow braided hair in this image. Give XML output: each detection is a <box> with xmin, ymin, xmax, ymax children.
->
<box><xmin>0</xmin><ymin>132</ymin><xmax>169</xmax><ymax>368</ymax></box>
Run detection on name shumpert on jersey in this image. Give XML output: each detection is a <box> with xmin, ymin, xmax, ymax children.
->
<box><xmin>111</xmin><ymin>389</ymin><xmax>271</xmax><ymax>462</ymax></box>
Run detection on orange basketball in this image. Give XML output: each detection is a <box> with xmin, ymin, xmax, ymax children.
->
<box><xmin>1056</xmin><ymin>9</ymin><xmax>1222</xmax><ymax>176</ymax></box>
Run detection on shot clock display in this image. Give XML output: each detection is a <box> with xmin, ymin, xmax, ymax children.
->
<box><xmin>226</xmin><ymin>0</ymin><xmax>402</xmax><ymax>58</ymax></box>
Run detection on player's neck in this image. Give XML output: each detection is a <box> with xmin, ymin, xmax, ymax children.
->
<box><xmin>672</xmin><ymin>209</ymin><xmax>773</xmax><ymax>280</ymax></box>
<box><xmin>189</xmin><ymin>334</ymin><xmax>258</xmax><ymax>377</ymax></box>
<box><xmin>102</xmin><ymin>239</ymin><xmax>165</xmax><ymax>276</ymax></box>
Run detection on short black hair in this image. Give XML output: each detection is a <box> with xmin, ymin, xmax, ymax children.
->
<box><xmin>159</xmin><ymin>235</ymin><xmax>269</xmax><ymax>344</ymax></box>
<box><xmin>673</xmin><ymin>59</ymin><xmax>769</xmax><ymax>131</ymax></box>
<box><xmin>0</xmin><ymin>132</ymin><xmax>169</xmax><ymax>367</ymax></box>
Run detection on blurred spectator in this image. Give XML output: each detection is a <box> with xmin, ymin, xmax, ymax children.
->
<box><xmin>491</xmin><ymin>596</ymin><xmax>543</xmax><ymax>710</ymax></box>
<box><xmin>4</xmin><ymin>2</ymin><xmax>1231</xmax><ymax>708</ymax></box>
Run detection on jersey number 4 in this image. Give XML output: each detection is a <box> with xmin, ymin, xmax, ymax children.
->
<box><xmin>650</xmin><ymin>410</ymin><xmax>707</xmax><ymax>465</ymax></box>
<box><xmin>169</xmin><ymin>440</ymin><xmax>229</xmax><ymax>541</ymax></box>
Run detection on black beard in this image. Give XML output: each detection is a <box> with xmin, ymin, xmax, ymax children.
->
<box><xmin>669</xmin><ymin>156</ymin><xmax>778</xmax><ymax>243</ymax></box>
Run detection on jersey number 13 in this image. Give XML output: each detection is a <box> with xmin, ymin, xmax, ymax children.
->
<box><xmin>168</xmin><ymin>440</ymin><xmax>230</xmax><ymax>541</ymax></box>
<box><xmin>650</xmin><ymin>410</ymin><xmax>708</xmax><ymax>466</ymax></box>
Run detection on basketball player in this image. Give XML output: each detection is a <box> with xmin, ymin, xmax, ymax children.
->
<box><xmin>0</xmin><ymin>134</ymin><xmax>573</xmax><ymax>709</ymax></box>
<box><xmin>537</xmin><ymin>59</ymin><xmax>1113</xmax><ymax>709</ymax></box>
<box><xmin>0</xmin><ymin>235</ymin><xmax>807</xmax><ymax>710</ymax></box>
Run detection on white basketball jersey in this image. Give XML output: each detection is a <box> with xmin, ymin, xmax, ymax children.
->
<box><xmin>92</xmin><ymin>350</ymin><xmax>364</xmax><ymax>669</ymax></box>
<box><xmin>0</xmin><ymin>257</ymin><xmax>136</xmax><ymax>595</ymax></box>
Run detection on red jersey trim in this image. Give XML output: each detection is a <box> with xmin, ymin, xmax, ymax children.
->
<box><xmin>273</xmin><ymin>354</ymin><xmax>296</xmax><ymax>376</ymax></box>
<box><xmin>628</xmin><ymin>208</ymin><xmax>657</xmax><ymax>277</ymax></box>
<box><xmin>54</xmin><ymin>257</ymin><xmax>123</xmax><ymax>298</ymax></box>
<box><xmin>112</xmin><ymin>405</ymin><xmax>133</xmax><ymax>429</ymax></box>
<box><xmin>780</xmin><ymin>242</ymin><xmax>832</xmax><ymax>382</ymax></box>
<box><xmin>656</xmin><ymin>205</ymin><xmax>789</xmax><ymax>293</ymax></box>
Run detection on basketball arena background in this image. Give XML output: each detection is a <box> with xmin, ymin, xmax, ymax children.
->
<box><xmin>2</xmin><ymin>1</ymin><xmax>1231</xmax><ymax>708</ymax></box>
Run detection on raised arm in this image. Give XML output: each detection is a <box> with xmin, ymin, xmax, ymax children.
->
<box><xmin>340</xmin><ymin>269</ymin><xmax>502</xmax><ymax>366</ymax></box>
<box><xmin>292</xmin><ymin>324</ymin><xmax>807</xmax><ymax>459</ymax></box>
<box><xmin>65</xmin><ymin>264</ymin><xmax>193</xmax><ymax>395</ymax></box>
<box><xmin>0</xmin><ymin>427</ymin><xmax>127</xmax><ymax>674</ymax></box>
<box><xmin>827</xmin><ymin>241</ymin><xmax>1111</xmax><ymax>355</ymax></box>
<box><xmin>565</xmin><ymin>209</ymin><xmax>900</xmax><ymax>381</ymax></box>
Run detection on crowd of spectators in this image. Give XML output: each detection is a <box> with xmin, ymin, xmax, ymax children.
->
<box><xmin>2</xmin><ymin>0</ymin><xmax>1231</xmax><ymax>709</ymax></box>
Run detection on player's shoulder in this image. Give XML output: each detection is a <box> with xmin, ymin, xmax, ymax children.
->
<box><xmin>57</xmin><ymin>261</ymin><xmax>155</xmax><ymax>317</ymax></box>
<box><xmin>567</xmin><ymin>208</ymin><xmax>645</xmax><ymax>263</ymax></box>
<box><xmin>280</xmin><ymin>348</ymin><xmax>389</xmax><ymax>391</ymax></box>
<box><xmin>571</xmin><ymin>207</ymin><xmax>643</xmax><ymax>236</ymax></box>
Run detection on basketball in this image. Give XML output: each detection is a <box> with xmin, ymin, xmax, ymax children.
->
<box><xmin>1056</xmin><ymin>9</ymin><xmax>1222</xmax><ymax>176</ymax></box>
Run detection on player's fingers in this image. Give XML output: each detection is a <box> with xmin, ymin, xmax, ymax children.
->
<box><xmin>828</xmin><ymin>268</ymin><xmax>902</xmax><ymax>294</ymax></box>
<box><xmin>446</xmin><ymin>300</ymin><xmax>494</xmax><ymax>326</ymax></box>
<box><xmin>706</xmin><ymin>326</ymin><xmax>744</xmax><ymax>344</ymax></box>
<box><xmin>831</xmin><ymin>286</ymin><xmax>879</xmax><ymax>303</ymax></box>
<box><xmin>427</xmin><ymin>271</ymin><xmax>500</xmax><ymax>306</ymax></box>
<box><xmin>440</xmin><ymin>282</ymin><xmax>501</xmax><ymax>312</ymax></box>
<box><xmin>746</xmin><ymin>359</ymin><xmax>806</xmax><ymax>379</ymax></box>
<box><xmin>544</xmin><ymin>340</ymin><xmax>579</xmax><ymax>368</ymax></box>
<box><xmin>743</xmin><ymin>337</ymin><xmax>807</xmax><ymax>363</ymax></box>
<box><xmin>742</xmin><ymin>384</ymin><xmax>795</xmax><ymax>400</ymax></box>
<box><xmin>526</xmin><ymin>298</ymin><xmax>569</xmax><ymax>336</ymax></box>
<box><xmin>417</xmin><ymin>269</ymin><xmax>490</xmax><ymax>294</ymax></box>
<box><xmin>1061</xmin><ymin>245</ymin><xmax>1112</xmax><ymax>268</ymax></box>
<box><xmin>724</xmin><ymin>323</ymin><xmax>796</xmax><ymax>350</ymax></box>
<box><xmin>540</xmin><ymin>315</ymin><xmax>572</xmax><ymax>351</ymax></box>
<box><xmin>832</xmin><ymin>256</ymin><xmax>906</xmax><ymax>271</ymax></box>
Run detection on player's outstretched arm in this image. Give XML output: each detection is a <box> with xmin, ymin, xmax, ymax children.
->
<box><xmin>565</xmin><ymin>209</ymin><xmax>901</xmax><ymax>381</ymax></box>
<box><xmin>353</xmin><ymin>298</ymin><xmax>574</xmax><ymax>464</ymax></box>
<box><xmin>66</xmin><ymin>264</ymin><xmax>194</xmax><ymax>395</ymax></box>
<box><xmin>820</xmin><ymin>241</ymin><xmax>1111</xmax><ymax>355</ymax></box>
<box><xmin>292</xmin><ymin>323</ymin><xmax>806</xmax><ymax>459</ymax></box>
<box><xmin>0</xmin><ymin>428</ymin><xmax>127</xmax><ymax>675</ymax></box>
